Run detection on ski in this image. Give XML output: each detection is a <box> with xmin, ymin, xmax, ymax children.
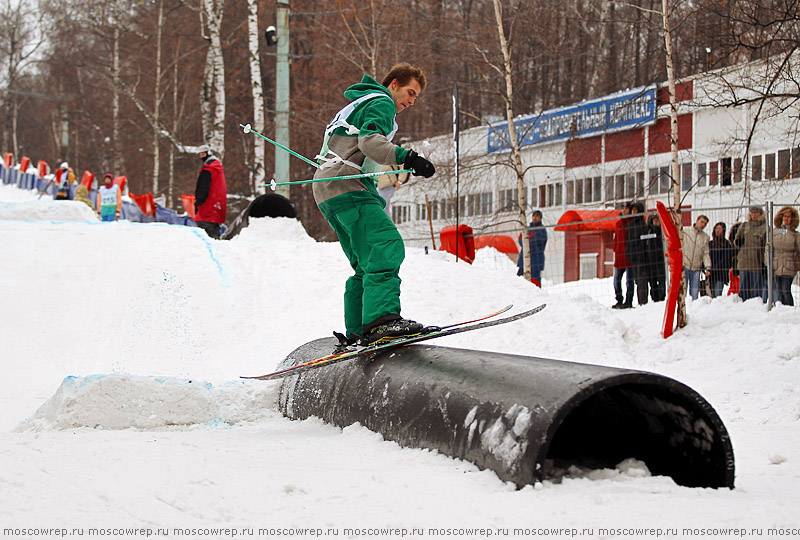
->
<box><xmin>243</xmin><ymin>304</ymin><xmax>545</xmax><ymax>381</ymax></box>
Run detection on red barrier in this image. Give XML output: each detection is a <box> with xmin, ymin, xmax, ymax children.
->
<box><xmin>114</xmin><ymin>175</ymin><xmax>127</xmax><ymax>193</ymax></box>
<box><xmin>181</xmin><ymin>194</ymin><xmax>196</xmax><ymax>219</ymax></box>
<box><xmin>657</xmin><ymin>202</ymin><xmax>682</xmax><ymax>338</ymax></box>
<box><xmin>3</xmin><ymin>153</ymin><xmax>12</xmax><ymax>168</ymax></box>
<box><xmin>80</xmin><ymin>171</ymin><xmax>95</xmax><ymax>189</ymax></box>
<box><xmin>440</xmin><ymin>224</ymin><xmax>475</xmax><ymax>264</ymax></box>
<box><xmin>37</xmin><ymin>161</ymin><xmax>48</xmax><ymax>178</ymax></box>
<box><xmin>129</xmin><ymin>191</ymin><xmax>156</xmax><ymax>217</ymax></box>
<box><xmin>19</xmin><ymin>156</ymin><xmax>30</xmax><ymax>172</ymax></box>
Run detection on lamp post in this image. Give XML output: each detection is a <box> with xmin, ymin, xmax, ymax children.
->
<box><xmin>267</xmin><ymin>0</ymin><xmax>291</xmax><ymax>199</ymax></box>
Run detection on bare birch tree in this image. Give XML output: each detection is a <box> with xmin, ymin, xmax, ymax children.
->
<box><xmin>491</xmin><ymin>0</ymin><xmax>531</xmax><ymax>280</ymax></box>
<box><xmin>200</xmin><ymin>0</ymin><xmax>226</xmax><ymax>156</ymax></box>
<box><xmin>246</xmin><ymin>0</ymin><xmax>266</xmax><ymax>194</ymax></box>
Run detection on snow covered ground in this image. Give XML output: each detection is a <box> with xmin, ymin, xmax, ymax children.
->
<box><xmin>1</xmin><ymin>182</ymin><xmax>798</xmax><ymax>539</ymax></box>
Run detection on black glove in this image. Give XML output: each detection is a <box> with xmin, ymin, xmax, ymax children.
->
<box><xmin>404</xmin><ymin>150</ymin><xmax>435</xmax><ymax>178</ymax></box>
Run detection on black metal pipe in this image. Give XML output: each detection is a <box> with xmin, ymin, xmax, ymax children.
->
<box><xmin>277</xmin><ymin>339</ymin><xmax>735</xmax><ymax>489</ymax></box>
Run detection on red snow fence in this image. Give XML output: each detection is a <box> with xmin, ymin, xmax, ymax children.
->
<box><xmin>474</xmin><ymin>234</ymin><xmax>519</xmax><ymax>255</ymax></box>
<box><xmin>130</xmin><ymin>191</ymin><xmax>156</xmax><ymax>217</ymax></box>
<box><xmin>19</xmin><ymin>156</ymin><xmax>30</xmax><ymax>173</ymax></box>
<box><xmin>440</xmin><ymin>224</ymin><xmax>475</xmax><ymax>263</ymax></box>
<box><xmin>80</xmin><ymin>171</ymin><xmax>95</xmax><ymax>190</ymax></box>
<box><xmin>181</xmin><ymin>194</ymin><xmax>196</xmax><ymax>219</ymax></box>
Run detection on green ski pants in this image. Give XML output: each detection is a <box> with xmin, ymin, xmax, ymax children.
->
<box><xmin>326</xmin><ymin>202</ymin><xmax>404</xmax><ymax>336</ymax></box>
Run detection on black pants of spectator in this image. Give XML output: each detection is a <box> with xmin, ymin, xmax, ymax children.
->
<box><xmin>649</xmin><ymin>273</ymin><xmax>666</xmax><ymax>302</ymax></box>
<box><xmin>196</xmin><ymin>221</ymin><xmax>222</xmax><ymax>239</ymax></box>
<box><xmin>774</xmin><ymin>275</ymin><xmax>795</xmax><ymax>306</ymax></box>
<box><xmin>632</xmin><ymin>266</ymin><xmax>650</xmax><ymax>305</ymax></box>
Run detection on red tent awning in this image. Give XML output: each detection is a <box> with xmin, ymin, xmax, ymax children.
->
<box><xmin>555</xmin><ymin>209</ymin><xmax>620</xmax><ymax>232</ymax></box>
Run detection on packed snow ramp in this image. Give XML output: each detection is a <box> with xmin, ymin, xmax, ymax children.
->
<box><xmin>278</xmin><ymin>339</ymin><xmax>735</xmax><ymax>489</ymax></box>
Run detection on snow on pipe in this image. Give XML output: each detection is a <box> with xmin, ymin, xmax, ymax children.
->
<box><xmin>278</xmin><ymin>339</ymin><xmax>735</xmax><ymax>489</ymax></box>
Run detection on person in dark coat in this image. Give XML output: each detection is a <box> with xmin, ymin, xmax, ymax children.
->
<box><xmin>194</xmin><ymin>144</ymin><xmax>227</xmax><ymax>239</ymax></box>
<box><xmin>625</xmin><ymin>202</ymin><xmax>650</xmax><ymax>306</ymax></box>
<box><xmin>646</xmin><ymin>214</ymin><xmax>666</xmax><ymax>302</ymax></box>
<box><xmin>516</xmin><ymin>210</ymin><xmax>548</xmax><ymax>287</ymax></box>
<box><xmin>709</xmin><ymin>222</ymin><xmax>734</xmax><ymax>298</ymax></box>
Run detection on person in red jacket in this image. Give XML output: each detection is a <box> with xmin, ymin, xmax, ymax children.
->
<box><xmin>612</xmin><ymin>203</ymin><xmax>634</xmax><ymax>309</ymax></box>
<box><xmin>194</xmin><ymin>145</ymin><xmax>227</xmax><ymax>239</ymax></box>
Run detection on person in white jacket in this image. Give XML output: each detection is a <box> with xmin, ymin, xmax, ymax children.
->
<box><xmin>682</xmin><ymin>215</ymin><xmax>712</xmax><ymax>300</ymax></box>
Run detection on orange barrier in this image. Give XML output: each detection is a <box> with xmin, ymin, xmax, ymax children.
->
<box><xmin>114</xmin><ymin>175</ymin><xmax>127</xmax><ymax>192</ymax></box>
<box><xmin>3</xmin><ymin>153</ymin><xmax>12</xmax><ymax>168</ymax></box>
<box><xmin>19</xmin><ymin>156</ymin><xmax>30</xmax><ymax>172</ymax></box>
<box><xmin>129</xmin><ymin>191</ymin><xmax>156</xmax><ymax>217</ymax></box>
<box><xmin>37</xmin><ymin>161</ymin><xmax>48</xmax><ymax>178</ymax></box>
<box><xmin>80</xmin><ymin>171</ymin><xmax>95</xmax><ymax>189</ymax></box>
<box><xmin>440</xmin><ymin>224</ymin><xmax>475</xmax><ymax>264</ymax></box>
<box><xmin>181</xmin><ymin>194</ymin><xmax>196</xmax><ymax>218</ymax></box>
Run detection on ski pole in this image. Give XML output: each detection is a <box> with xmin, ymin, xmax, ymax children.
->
<box><xmin>264</xmin><ymin>169</ymin><xmax>414</xmax><ymax>191</ymax></box>
<box><xmin>240</xmin><ymin>123</ymin><xmax>320</xmax><ymax>169</ymax></box>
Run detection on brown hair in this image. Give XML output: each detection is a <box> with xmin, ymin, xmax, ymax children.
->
<box><xmin>382</xmin><ymin>63</ymin><xmax>427</xmax><ymax>91</ymax></box>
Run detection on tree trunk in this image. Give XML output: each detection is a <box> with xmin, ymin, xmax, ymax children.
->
<box><xmin>112</xmin><ymin>25</ymin><xmax>121</xmax><ymax>174</ymax></box>
<box><xmin>247</xmin><ymin>0</ymin><xmax>266</xmax><ymax>195</ymax></box>
<box><xmin>152</xmin><ymin>0</ymin><xmax>164</xmax><ymax>196</ymax></box>
<box><xmin>662</xmin><ymin>0</ymin><xmax>687</xmax><ymax>328</ymax></box>
<box><xmin>492</xmin><ymin>0</ymin><xmax>530</xmax><ymax>281</ymax></box>
<box><xmin>200</xmin><ymin>0</ymin><xmax>226</xmax><ymax>157</ymax></box>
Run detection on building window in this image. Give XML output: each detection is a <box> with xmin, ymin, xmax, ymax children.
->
<box><xmin>530</xmin><ymin>187</ymin><xmax>538</xmax><ymax>208</ymax></box>
<box><xmin>566</xmin><ymin>180</ymin><xmax>575</xmax><ymax>205</ymax></box>
<box><xmin>752</xmin><ymin>155</ymin><xmax>762</xmax><ymax>181</ymax></box>
<box><xmin>499</xmin><ymin>188</ymin><xmax>517</xmax><ymax>212</ymax></box>
<box><xmin>765</xmin><ymin>153</ymin><xmax>776</xmax><ymax>180</ymax></box>
<box><xmin>480</xmin><ymin>192</ymin><xmax>493</xmax><ymax>214</ymax></box>
<box><xmin>594</xmin><ymin>176</ymin><xmax>603</xmax><ymax>201</ymax></box>
<box><xmin>778</xmin><ymin>149</ymin><xmax>790</xmax><ymax>179</ymax></box>
<box><xmin>734</xmin><ymin>158</ymin><xmax>742</xmax><ymax>183</ymax></box>
<box><xmin>680</xmin><ymin>163</ymin><xmax>692</xmax><ymax>190</ymax></box>
<box><xmin>721</xmin><ymin>158</ymin><xmax>732</xmax><ymax>186</ymax></box>
<box><xmin>709</xmin><ymin>161</ymin><xmax>719</xmax><ymax>185</ymax></box>
<box><xmin>792</xmin><ymin>148</ymin><xmax>800</xmax><ymax>178</ymax></box>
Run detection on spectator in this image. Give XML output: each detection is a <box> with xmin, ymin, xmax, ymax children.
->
<box><xmin>97</xmin><ymin>173</ymin><xmax>121</xmax><ymax>222</ymax></box>
<box><xmin>709</xmin><ymin>222</ymin><xmax>734</xmax><ymax>298</ymax></box>
<box><xmin>771</xmin><ymin>206</ymin><xmax>800</xmax><ymax>306</ymax></box>
<box><xmin>646</xmin><ymin>214</ymin><xmax>666</xmax><ymax>302</ymax></box>
<box><xmin>517</xmin><ymin>210</ymin><xmax>548</xmax><ymax>287</ymax></box>
<box><xmin>194</xmin><ymin>144</ymin><xmax>228</xmax><ymax>239</ymax></box>
<box><xmin>55</xmin><ymin>162</ymin><xmax>75</xmax><ymax>200</ymax></box>
<box><xmin>612</xmin><ymin>203</ymin><xmax>634</xmax><ymax>309</ymax></box>
<box><xmin>682</xmin><ymin>215</ymin><xmax>711</xmax><ymax>300</ymax></box>
<box><xmin>377</xmin><ymin>165</ymin><xmax>409</xmax><ymax>217</ymax></box>
<box><xmin>735</xmin><ymin>206</ymin><xmax>767</xmax><ymax>302</ymax></box>
<box><xmin>625</xmin><ymin>202</ymin><xmax>650</xmax><ymax>306</ymax></box>
<box><xmin>74</xmin><ymin>184</ymin><xmax>95</xmax><ymax>211</ymax></box>
<box><xmin>727</xmin><ymin>222</ymin><xmax>742</xmax><ymax>296</ymax></box>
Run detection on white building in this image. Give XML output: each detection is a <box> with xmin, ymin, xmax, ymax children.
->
<box><xmin>392</xmin><ymin>53</ymin><xmax>800</xmax><ymax>284</ymax></box>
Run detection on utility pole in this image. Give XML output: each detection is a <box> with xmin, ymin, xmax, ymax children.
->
<box><xmin>274</xmin><ymin>0</ymin><xmax>291</xmax><ymax>198</ymax></box>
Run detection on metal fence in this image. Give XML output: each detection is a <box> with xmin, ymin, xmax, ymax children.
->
<box><xmin>425</xmin><ymin>203</ymin><xmax>799</xmax><ymax>312</ymax></box>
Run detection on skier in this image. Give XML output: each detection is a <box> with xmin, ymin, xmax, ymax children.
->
<box><xmin>97</xmin><ymin>174</ymin><xmax>122</xmax><ymax>222</ymax></box>
<box><xmin>312</xmin><ymin>63</ymin><xmax>435</xmax><ymax>346</ymax></box>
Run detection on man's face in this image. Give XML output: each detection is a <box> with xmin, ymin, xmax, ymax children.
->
<box><xmin>696</xmin><ymin>218</ymin><xmax>708</xmax><ymax>230</ymax></box>
<box><xmin>750</xmin><ymin>210</ymin><xmax>762</xmax><ymax>221</ymax></box>
<box><xmin>532</xmin><ymin>214</ymin><xmax>542</xmax><ymax>223</ymax></box>
<box><xmin>389</xmin><ymin>78</ymin><xmax>422</xmax><ymax>114</ymax></box>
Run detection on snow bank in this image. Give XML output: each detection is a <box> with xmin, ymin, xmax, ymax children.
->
<box><xmin>16</xmin><ymin>375</ymin><xmax>279</xmax><ymax>432</ymax></box>
<box><xmin>233</xmin><ymin>216</ymin><xmax>316</xmax><ymax>245</ymax></box>
<box><xmin>0</xmin><ymin>199</ymin><xmax>98</xmax><ymax>221</ymax></box>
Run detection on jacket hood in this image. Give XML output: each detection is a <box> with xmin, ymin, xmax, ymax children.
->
<box><xmin>343</xmin><ymin>75</ymin><xmax>392</xmax><ymax>102</ymax></box>
<box><xmin>775</xmin><ymin>206</ymin><xmax>800</xmax><ymax>230</ymax></box>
